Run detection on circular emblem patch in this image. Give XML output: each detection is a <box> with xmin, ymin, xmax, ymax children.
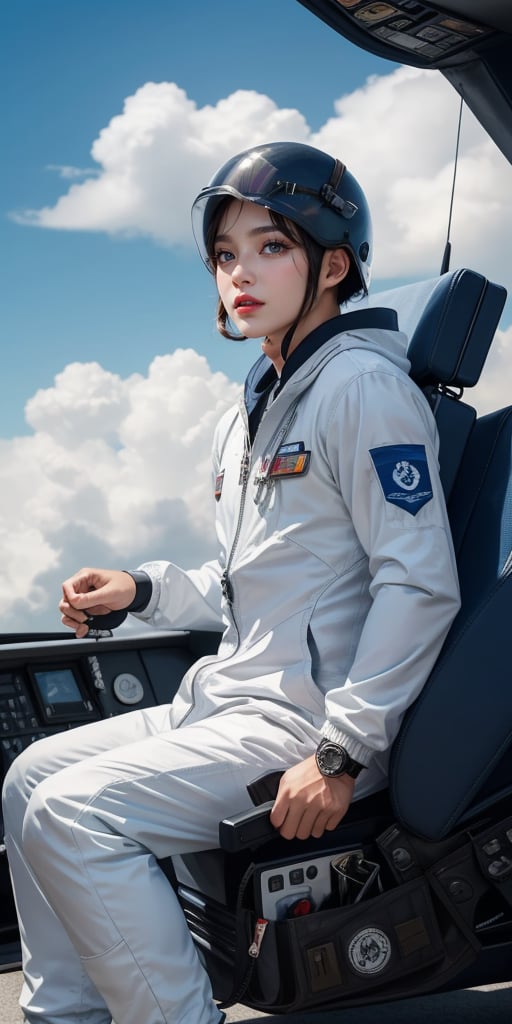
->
<box><xmin>347</xmin><ymin>926</ymin><xmax>392</xmax><ymax>975</ymax></box>
<box><xmin>392</xmin><ymin>460</ymin><xmax>420</xmax><ymax>491</ymax></box>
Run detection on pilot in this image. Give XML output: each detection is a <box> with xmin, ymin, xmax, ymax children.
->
<box><xmin>2</xmin><ymin>142</ymin><xmax>460</xmax><ymax>1024</ymax></box>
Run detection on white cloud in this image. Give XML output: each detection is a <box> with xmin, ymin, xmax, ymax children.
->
<box><xmin>15</xmin><ymin>83</ymin><xmax>309</xmax><ymax>243</ymax></box>
<box><xmin>12</xmin><ymin>68</ymin><xmax>512</xmax><ymax>286</ymax></box>
<box><xmin>472</xmin><ymin>324</ymin><xmax>512</xmax><ymax>416</ymax></box>
<box><xmin>0</xmin><ymin>352</ymin><xmax>240</xmax><ymax>630</ymax></box>
<box><xmin>1</xmin><ymin>327</ymin><xmax>509</xmax><ymax>631</ymax></box>
<box><xmin>311</xmin><ymin>66</ymin><xmax>512</xmax><ymax>282</ymax></box>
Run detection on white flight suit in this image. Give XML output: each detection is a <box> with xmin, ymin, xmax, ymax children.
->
<box><xmin>2</xmin><ymin>324</ymin><xmax>460</xmax><ymax>1024</ymax></box>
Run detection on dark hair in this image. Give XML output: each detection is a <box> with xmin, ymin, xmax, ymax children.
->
<box><xmin>205</xmin><ymin>199</ymin><xmax>363</xmax><ymax>342</ymax></box>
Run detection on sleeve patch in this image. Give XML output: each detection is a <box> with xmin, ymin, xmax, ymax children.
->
<box><xmin>369</xmin><ymin>444</ymin><xmax>433</xmax><ymax>516</ymax></box>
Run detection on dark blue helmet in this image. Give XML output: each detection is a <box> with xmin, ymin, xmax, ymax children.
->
<box><xmin>191</xmin><ymin>141</ymin><xmax>372</xmax><ymax>293</ymax></box>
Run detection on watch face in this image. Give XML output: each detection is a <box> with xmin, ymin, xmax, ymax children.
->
<box><xmin>317</xmin><ymin>742</ymin><xmax>348</xmax><ymax>776</ymax></box>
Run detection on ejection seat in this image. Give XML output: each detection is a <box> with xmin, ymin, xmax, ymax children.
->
<box><xmin>173</xmin><ymin>267</ymin><xmax>512</xmax><ymax>1012</ymax></box>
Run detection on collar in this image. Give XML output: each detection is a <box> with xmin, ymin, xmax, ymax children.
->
<box><xmin>244</xmin><ymin>306</ymin><xmax>398</xmax><ymax>425</ymax></box>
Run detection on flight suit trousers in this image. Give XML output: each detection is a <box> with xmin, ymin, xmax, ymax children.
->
<box><xmin>2</xmin><ymin>703</ymin><xmax>320</xmax><ymax>1024</ymax></box>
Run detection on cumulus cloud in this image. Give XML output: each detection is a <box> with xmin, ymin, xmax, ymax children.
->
<box><xmin>472</xmin><ymin>324</ymin><xmax>512</xmax><ymax>416</ymax></box>
<box><xmin>0</xmin><ymin>351</ymin><xmax>240</xmax><ymax>631</ymax></box>
<box><xmin>1</xmin><ymin>327</ymin><xmax>509</xmax><ymax>632</ymax></box>
<box><xmin>12</xmin><ymin>68</ymin><xmax>512</xmax><ymax>284</ymax></box>
<box><xmin>15</xmin><ymin>84</ymin><xmax>309</xmax><ymax>244</ymax></box>
<box><xmin>311</xmin><ymin>67</ymin><xmax>512</xmax><ymax>281</ymax></box>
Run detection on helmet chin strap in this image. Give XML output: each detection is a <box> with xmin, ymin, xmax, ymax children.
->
<box><xmin>277</xmin><ymin>158</ymin><xmax>351</xmax><ymax>365</ymax></box>
<box><xmin>280</xmin><ymin>322</ymin><xmax>300</xmax><ymax>363</ymax></box>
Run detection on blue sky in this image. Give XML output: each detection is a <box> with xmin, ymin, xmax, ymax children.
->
<box><xmin>2</xmin><ymin>0</ymin><xmax>398</xmax><ymax>439</ymax></box>
<box><xmin>2</xmin><ymin>0</ymin><xmax>511</xmax><ymax>631</ymax></box>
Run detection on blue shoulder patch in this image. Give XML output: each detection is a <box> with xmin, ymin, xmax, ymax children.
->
<box><xmin>369</xmin><ymin>444</ymin><xmax>433</xmax><ymax>516</ymax></box>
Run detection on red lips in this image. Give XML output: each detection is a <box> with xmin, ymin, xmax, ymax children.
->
<box><xmin>234</xmin><ymin>293</ymin><xmax>263</xmax><ymax>309</ymax></box>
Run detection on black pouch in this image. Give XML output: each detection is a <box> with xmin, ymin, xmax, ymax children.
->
<box><xmin>178</xmin><ymin>823</ymin><xmax>482</xmax><ymax>1014</ymax></box>
<box><xmin>241</xmin><ymin>875</ymin><xmax>450</xmax><ymax>1011</ymax></box>
<box><xmin>217</xmin><ymin>860</ymin><xmax>480</xmax><ymax>1013</ymax></box>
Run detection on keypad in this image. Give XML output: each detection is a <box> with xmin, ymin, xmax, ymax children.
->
<box><xmin>0</xmin><ymin>672</ymin><xmax>49</xmax><ymax>769</ymax></box>
<box><xmin>0</xmin><ymin>672</ymin><xmax>39</xmax><ymax>735</ymax></box>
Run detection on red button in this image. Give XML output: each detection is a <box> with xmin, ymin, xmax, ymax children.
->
<box><xmin>291</xmin><ymin>898</ymin><xmax>312</xmax><ymax>917</ymax></box>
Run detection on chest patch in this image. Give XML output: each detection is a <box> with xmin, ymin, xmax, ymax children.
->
<box><xmin>263</xmin><ymin>443</ymin><xmax>310</xmax><ymax>479</ymax></box>
<box><xmin>214</xmin><ymin>470</ymin><xmax>225</xmax><ymax>502</ymax></box>
<box><xmin>370</xmin><ymin>444</ymin><xmax>433</xmax><ymax>515</ymax></box>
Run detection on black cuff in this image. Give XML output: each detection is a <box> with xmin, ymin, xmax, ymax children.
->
<box><xmin>123</xmin><ymin>570</ymin><xmax>153</xmax><ymax>613</ymax></box>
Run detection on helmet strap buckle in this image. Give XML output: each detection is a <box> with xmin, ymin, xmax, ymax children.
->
<box><xmin>320</xmin><ymin>183</ymin><xmax>358</xmax><ymax>219</ymax></box>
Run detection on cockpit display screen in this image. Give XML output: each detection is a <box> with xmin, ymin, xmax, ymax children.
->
<box><xmin>34</xmin><ymin>668</ymin><xmax>82</xmax><ymax>706</ymax></box>
<box><xmin>30</xmin><ymin>665</ymin><xmax>97</xmax><ymax>723</ymax></box>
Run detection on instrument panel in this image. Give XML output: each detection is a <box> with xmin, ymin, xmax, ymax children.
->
<box><xmin>0</xmin><ymin>628</ymin><xmax>219</xmax><ymax>970</ymax></box>
<box><xmin>0</xmin><ymin>629</ymin><xmax>218</xmax><ymax>783</ymax></box>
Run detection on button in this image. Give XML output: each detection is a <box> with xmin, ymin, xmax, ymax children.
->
<box><xmin>268</xmin><ymin>875</ymin><xmax>284</xmax><ymax>893</ymax></box>
<box><xmin>483</xmin><ymin>839</ymin><xmax>501</xmax><ymax>856</ymax></box>
<box><xmin>290</xmin><ymin>898</ymin><xmax>312</xmax><ymax>917</ymax></box>
<box><xmin>392</xmin><ymin>847</ymin><xmax>413</xmax><ymax>871</ymax></box>
<box><xmin>112</xmin><ymin>674</ymin><xmax>144</xmax><ymax>705</ymax></box>
<box><xmin>488</xmin><ymin>856</ymin><xmax>512</xmax><ymax>879</ymax></box>
<box><xmin>448</xmin><ymin>878</ymin><xmax>474</xmax><ymax>902</ymax></box>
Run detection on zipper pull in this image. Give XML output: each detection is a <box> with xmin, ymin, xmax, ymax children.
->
<box><xmin>238</xmin><ymin>440</ymin><xmax>250</xmax><ymax>486</ymax></box>
<box><xmin>248</xmin><ymin>918</ymin><xmax>268</xmax><ymax>958</ymax></box>
<box><xmin>220</xmin><ymin>571</ymin><xmax>234</xmax><ymax>605</ymax></box>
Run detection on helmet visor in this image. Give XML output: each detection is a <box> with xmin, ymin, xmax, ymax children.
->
<box><xmin>191</xmin><ymin>185</ymin><xmax>268</xmax><ymax>270</ymax></box>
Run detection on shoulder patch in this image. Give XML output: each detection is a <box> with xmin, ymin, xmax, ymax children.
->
<box><xmin>369</xmin><ymin>444</ymin><xmax>433</xmax><ymax>516</ymax></box>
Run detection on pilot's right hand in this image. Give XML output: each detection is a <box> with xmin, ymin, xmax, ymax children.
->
<box><xmin>59</xmin><ymin>567</ymin><xmax>136</xmax><ymax>638</ymax></box>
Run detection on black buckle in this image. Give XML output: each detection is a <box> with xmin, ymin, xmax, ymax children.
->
<box><xmin>320</xmin><ymin>183</ymin><xmax>358</xmax><ymax>218</ymax></box>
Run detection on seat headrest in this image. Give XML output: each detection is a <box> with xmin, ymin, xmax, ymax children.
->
<box><xmin>364</xmin><ymin>269</ymin><xmax>506</xmax><ymax>389</ymax></box>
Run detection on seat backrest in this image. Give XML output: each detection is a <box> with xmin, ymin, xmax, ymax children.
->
<box><xmin>390</xmin><ymin>406</ymin><xmax>512</xmax><ymax>839</ymax></box>
<box><xmin>364</xmin><ymin>268</ymin><xmax>507</xmax><ymax>499</ymax></box>
<box><xmin>359</xmin><ymin>269</ymin><xmax>511</xmax><ymax>839</ymax></box>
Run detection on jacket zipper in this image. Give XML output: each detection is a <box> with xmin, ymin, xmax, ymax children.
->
<box><xmin>222</xmin><ymin>397</ymin><xmax>299</xmax><ymax>599</ymax></box>
<box><xmin>174</xmin><ymin>429</ymin><xmax>251</xmax><ymax>726</ymax></box>
<box><xmin>253</xmin><ymin>401</ymin><xmax>299</xmax><ymax>505</ymax></box>
<box><xmin>221</xmin><ymin>432</ymin><xmax>251</xmax><ymax>616</ymax></box>
<box><xmin>176</xmin><ymin>385</ymin><xmax>309</xmax><ymax>724</ymax></box>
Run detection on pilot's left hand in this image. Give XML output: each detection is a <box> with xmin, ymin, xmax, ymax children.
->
<box><xmin>270</xmin><ymin>755</ymin><xmax>355</xmax><ymax>840</ymax></box>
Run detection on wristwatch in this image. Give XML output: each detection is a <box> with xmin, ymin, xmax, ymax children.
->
<box><xmin>315</xmin><ymin>739</ymin><xmax>365</xmax><ymax>779</ymax></box>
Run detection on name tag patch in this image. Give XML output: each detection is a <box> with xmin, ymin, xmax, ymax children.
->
<box><xmin>262</xmin><ymin>441</ymin><xmax>310</xmax><ymax>479</ymax></box>
<box><xmin>370</xmin><ymin>444</ymin><xmax>433</xmax><ymax>515</ymax></box>
<box><xmin>269</xmin><ymin>450</ymin><xmax>310</xmax><ymax>478</ymax></box>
